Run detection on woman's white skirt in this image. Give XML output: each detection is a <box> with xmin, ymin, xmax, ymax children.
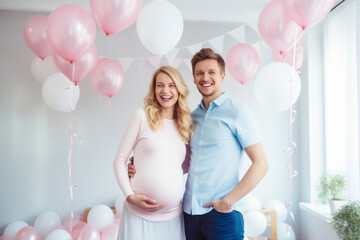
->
<box><xmin>117</xmin><ymin>205</ymin><xmax>186</xmax><ymax>240</ymax></box>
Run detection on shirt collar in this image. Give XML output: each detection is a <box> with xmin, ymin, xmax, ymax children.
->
<box><xmin>200</xmin><ymin>92</ymin><xmax>229</xmax><ymax>110</ymax></box>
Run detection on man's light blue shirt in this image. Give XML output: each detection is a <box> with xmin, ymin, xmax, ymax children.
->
<box><xmin>183</xmin><ymin>93</ymin><xmax>261</xmax><ymax>215</ymax></box>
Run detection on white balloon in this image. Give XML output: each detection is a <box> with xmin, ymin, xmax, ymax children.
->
<box><xmin>136</xmin><ymin>0</ymin><xmax>183</xmax><ymax>55</ymax></box>
<box><xmin>87</xmin><ymin>204</ymin><xmax>114</xmax><ymax>230</ymax></box>
<box><xmin>254</xmin><ymin>62</ymin><xmax>301</xmax><ymax>113</ymax></box>
<box><xmin>264</xmin><ymin>199</ymin><xmax>288</xmax><ymax>223</ymax></box>
<box><xmin>3</xmin><ymin>220</ymin><xmax>29</xmax><ymax>238</ymax></box>
<box><xmin>244</xmin><ymin>210</ymin><xmax>267</xmax><ymax>237</ymax></box>
<box><xmin>115</xmin><ymin>193</ymin><xmax>125</xmax><ymax>214</ymax></box>
<box><xmin>42</xmin><ymin>72</ymin><xmax>80</xmax><ymax>112</ymax></box>
<box><xmin>45</xmin><ymin>229</ymin><xmax>72</xmax><ymax>240</ymax></box>
<box><xmin>236</xmin><ymin>194</ymin><xmax>262</xmax><ymax>213</ymax></box>
<box><xmin>31</xmin><ymin>56</ymin><xmax>59</xmax><ymax>84</ymax></box>
<box><xmin>34</xmin><ymin>211</ymin><xmax>61</xmax><ymax>238</ymax></box>
<box><xmin>277</xmin><ymin>223</ymin><xmax>295</xmax><ymax>240</ymax></box>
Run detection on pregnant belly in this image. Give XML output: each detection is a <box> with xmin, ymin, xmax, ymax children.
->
<box><xmin>131</xmin><ymin>169</ymin><xmax>184</xmax><ymax>212</ymax></box>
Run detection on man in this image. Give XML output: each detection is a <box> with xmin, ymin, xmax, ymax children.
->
<box><xmin>129</xmin><ymin>48</ymin><xmax>268</xmax><ymax>239</ymax></box>
<box><xmin>182</xmin><ymin>48</ymin><xmax>268</xmax><ymax>240</ymax></box>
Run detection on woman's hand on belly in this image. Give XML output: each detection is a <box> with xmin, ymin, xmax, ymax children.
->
<box><xmin>127</xmin><ymin>194</ymin><xmax>164</xmax><ymax>212</ymax></box>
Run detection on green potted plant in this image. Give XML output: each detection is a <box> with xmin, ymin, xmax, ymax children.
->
<box><xmin>332</xmin><ymin>201</ymin><xmax>360</xmax><ymax>240</ymax></box>
<box><xmin>318</xmin><ymin>172</ymin><xmax>347</xmax><ymax>214</ymax></box>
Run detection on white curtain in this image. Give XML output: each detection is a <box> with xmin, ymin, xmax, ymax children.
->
<box><xmin>323</xmin><ymin>0</ymin><xmax>359</xmax><ymax>200</ymax></box>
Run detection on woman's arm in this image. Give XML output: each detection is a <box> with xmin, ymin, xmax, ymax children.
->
<box><xmin>113</xmin><ymin>110</ymin><xmax>164</xmax><ymax>212</ymax></box>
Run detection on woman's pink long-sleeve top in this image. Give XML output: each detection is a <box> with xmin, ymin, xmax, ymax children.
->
<box><xmin>114</xmin><ymin>108</ymin><xmax>186</xmax><ymax>222</ymax></box>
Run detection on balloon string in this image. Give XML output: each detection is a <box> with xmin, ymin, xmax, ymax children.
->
<box><xmin>108</xmin><ymin>97</ymin><xmax>112</xmax><ymax>108</ymax></box>
<box><xmin>67</xmin><ymin>62</ymin><xmax>77</xmax><ymax>234</ymax></box>
<box><xmin>284</xmin><ymin>28</ymin><xmax>299</xmax><ymax>232</ymax></box>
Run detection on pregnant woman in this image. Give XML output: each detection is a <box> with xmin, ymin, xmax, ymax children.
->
<box><xmin>113</xmin><ymin>66</ymin><xmax>193</xmax><ymax>240</ymax></box>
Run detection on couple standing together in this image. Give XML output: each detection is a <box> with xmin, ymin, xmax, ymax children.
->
<box><xmin>114</xmin><ymin>48</ymin><xmax>269</xmax><ymax>240</ymax></box>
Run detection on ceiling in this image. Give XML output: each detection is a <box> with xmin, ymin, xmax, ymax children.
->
<box><xmin>0</xmin><ymin>0</ymin><xmax>343</xmax><ymax>23</ymax></box>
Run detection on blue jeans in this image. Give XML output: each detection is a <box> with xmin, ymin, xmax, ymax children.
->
<box><xmin>184</xmin><ymin>209</ymin><xmax>244</xmax><ymax>240</ymax></box>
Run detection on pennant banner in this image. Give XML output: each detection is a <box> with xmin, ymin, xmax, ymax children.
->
<box><xmin>183</xmin><ymin>58</ymin><xmax>192</xmax><ymax>72</ymax></box>
<box><xmin>171</xmin><ymin>58</ymin><xmax>183</xmax><ymax>68</ymax></box>
<box><xmin>147</xmin><ymin>56</ymin><xmax>161</xmax><ymax>69</ymax></box>
<box><xmin>100</xmin><ymin>23</ymin><xmax>265</xmax><ymax>73</ymax></box>
<box><xmin>208</xmin><ymin>35</ymin><xmax>225</xmax><ymax>54</ymax></box>
<box><xmin>247</xmin><ymin>20</ymin><xmax>259</xmax><ymax>34</ymax></box>
<box><xmin>165</xmin><ymin>48</ymin><xmax>180</xmax><ymax>66</ymax></box>
<box><xmin>229</xmin><ymin>26</ymin><xmax>246</xmax><ymax>43</ymax></box>
<box><xmin>118</xmin><ymin>58</ymin><xmax>134</xmax><ymax>72</ymax></box>
<box><xmin>187</xmin><ymin>43</ymin><xmax>203</xmax><ymax>55</ymax></box>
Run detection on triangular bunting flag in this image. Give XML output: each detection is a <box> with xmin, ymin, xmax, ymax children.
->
<box><xmin>247</xmin><ymin>20</ymin><xmax>259</xmax><ymax>34</ymax></box>
<box><xmin>245</xmin><ymin>25</ymin><xmax>261</xmax><ymax>44</ymax></box>
<box><xmin>229</xmin><ymin>26</ymin><xmax>245</xmax><ymax>43</ymax></box>
<box><xmin>147</xmin><ymin>56</ymin><xmax>161</xmax><ymax>69</ymax></box>
<box><xmin>183</xmin><ymin>58</ymin><xmax>192</xmax><ymax>72</ymax></box>
<box><xmin>251</xmin><ymin>42</ymin><xmax>261</xmax><ymax>59</ymax></box>
<box><xmin>118</xmin><ymin>58</ymin><xmax>133</xmax><ymax>72</ymax></box>
<box><xmin>171</xmin><ymin>58</ymin><xmax>183</xmax><ymax>68</ymax></box>
<box><xmin>165</xmin><ymin>48</ymin><xmax>180</xmax><ymax>66</ymax></box>
<box><xmin>187</xmin><ymin>43</ymin><xmax>202</xmax><ymax>55</ymax></box>
<box><xmin>208</xmin><ymin>35</ymin><xmax>224</xmax><ymax>54</ymax></box>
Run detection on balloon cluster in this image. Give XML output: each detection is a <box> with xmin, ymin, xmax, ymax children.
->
<box><xmin>258</xmin><ymin>0</ymin><xmax>334</xmax><ymax>71</ymax></box>
<box><xmin>0</xmin><ymin>195</ymin><xmax>124</xmax><ymax>240</ymax></box>
<box><xmin>225</xmin><ymin>0</ymin><xmax>333</xmax><ymax>89</ymax></box>
<box><xmin>24</xmin><ymin>0</ymin><xmax>185</xmax><ymax>112</ymax></box>
<box><xmin>224</xmin><ymin>0</ymin><xmax>334</xmax><ymax>112</ymax></box>
<box><xmin>235</xmin><ymin>194</ymin><xmax>294</xmax><ymax>240</ymax></box>
<box><xmin>23</xmin><ymin>0</ymin><xmax>151</xmax><ymax>112</ymax></box>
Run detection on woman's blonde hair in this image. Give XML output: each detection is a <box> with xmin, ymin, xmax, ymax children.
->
<box><xmin>144</xmin><ymin>66</ymin><xmax>193</xmax><ymax>143</ymax></box>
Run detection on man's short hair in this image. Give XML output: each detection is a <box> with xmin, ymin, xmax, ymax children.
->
<box><xmin>191</xmin><ymin>48</ymin><xmax>226</xmax><ymax>75</ymax></box>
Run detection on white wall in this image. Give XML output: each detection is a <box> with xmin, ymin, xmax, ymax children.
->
<box><xmin>0</xmin><ymin>9</ymin><xmax>301</xmax><ymax>238</ymax></box>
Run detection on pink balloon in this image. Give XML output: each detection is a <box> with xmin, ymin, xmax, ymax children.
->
<box><xmin>78</xmin><ymin>224</ymin><xmax>101</xmax><ymax>240</ymax></box>
<box><xmin>272</xmin><ymin>40</ymin><xmax>303</xmax><ymax>72</ymax></box>
<box><xmin>53</xmin><ymin>44</ymin><xmax>98</xmax><ymax>85</ymax></box>
<box><xmin>282</xmin><ymin>0</ymin><xmax>335</xmax><ymax>30</ymax></box>
<box><xmin>101</xmin><ymin>224</ymin><xmax>119</xmax><ymax>240</ymax></box>
<box><xmin>24</xmin><ymin>15</ymin><xmax>52</xmax><ymax>60</ymax></box>
<box><xmin>70</xmin><ymin>222</ymin><xmax>87</xmax><ymax>240</ymax></box>
<box><xmin>258</xmin><ymin>0</ymin><xmax>303</xmax><ymax>53</ymax></box>
<box><xmin>90</xmin><ymin>0</ymin><xmax>142</xmax><ymax>36</ymax></box>
<box><xmin>89</xmin><ymin>58</ymin><xmax>125</xmax><ymax>98</ymax></box>
<box><xmin>64</xmin><ymin>214</ymin><xmax>85</xmax><ymax>233</ymax></box>
<box><xmin>46</xmin><ymin>5</ymin><xmax>96</xmax><ymax>63</ymax></box>
<box><xmin>226</xmin><ymin>44</ymin><xmax>260</xmax><ymax>84</ymax></box>
<box><xmin>14</xmin><ymin>226</ymin><xmax>41</xmax><ymax>240</ymax></box>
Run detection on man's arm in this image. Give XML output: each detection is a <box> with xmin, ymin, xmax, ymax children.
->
<box><xmin>203</xmin><ymin>142</ymin><xmax>269</xmax><ymax>212</ymax></box>
<box><xmin>128</xmin><ymin>157</ymin><xmax>136</xmax><ymax>178</ymax></box>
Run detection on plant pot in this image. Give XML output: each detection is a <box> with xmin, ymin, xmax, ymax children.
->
<box><xmin>329</xmin><ymin>199</ymin><xmax>347</xmax><ymax>214</ymax></box>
